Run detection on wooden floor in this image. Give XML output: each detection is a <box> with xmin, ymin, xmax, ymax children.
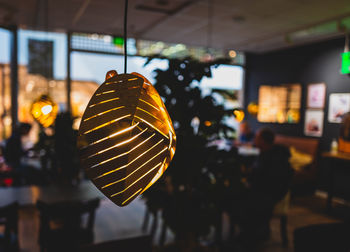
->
<box><xmin>18</xmin><ymin>194</ymin><xmax>346</xmax><ymax>252</ymax></box>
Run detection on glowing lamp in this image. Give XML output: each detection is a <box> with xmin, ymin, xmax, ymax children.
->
<box><xmin>247</xmin><ymin>102</ymin><xmax>258</xmax><ymax>116</ymax></box>
<box><xmin>233</xmin><ymin>109</ymin><xmax>245</xmax><ymax>122</ymax></box>
<box><xmin>78</xmin><ymin>70</ymin><xmax>176</xmax><ymax>206</ymax></box>
<box><xmin>31</xmin><ymin>95</ymin><xmax>58</xmax><ymax>127</ymax></box>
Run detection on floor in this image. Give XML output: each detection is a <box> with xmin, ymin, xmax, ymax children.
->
<box><xmin>18</xmin><ymin>193</ymin><xmax>346</xmax><ymax>252</ymax></box>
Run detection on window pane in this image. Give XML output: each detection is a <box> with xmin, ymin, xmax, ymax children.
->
<box><xmin>0</xmin><ymin>28</ymin><xmax>12</xmax><ymax>140</ymax></box>
<box><xmin>71</xmin><ymin>52</ymin><xmax>169</xmax><ymax>128</ymax></box>
<box><xmin>17</xmin><ymin>29</ymin><xmax>67</xmax><ymax>142</ymax></box>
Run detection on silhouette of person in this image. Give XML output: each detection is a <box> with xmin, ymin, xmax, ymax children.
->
<box><xmin>252</xmin><ymin>128</ymin><xmax>292</xmax><ymax>203</ymax></box>
<box><xmin>232</xmin><ymin>128</ymin><xmax>292</xmax><ymax>244</ymax></box>
<box><xmin>3</xmin><ymin>123</ymin><xmax>32</xmax><ymax>184</ymax></box>
<box><xmin>236</xmin><ymin>121</ymin><xmax>255</xmax><ymax>146</ymax></box>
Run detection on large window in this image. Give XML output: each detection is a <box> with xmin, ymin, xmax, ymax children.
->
<box><xmin>71</xmin><ymin>53</ymin><xmax>169</xmax><ymax>128</ymax></box>
<box><xmin>0</xmin><ymin>28</ymin><xmax>12</xmax><ymax>140</ymax></box>
<box><xmin>17</xmin><ymin>29</ymin><xmax>67</xmax><ymax>141</ymax></box>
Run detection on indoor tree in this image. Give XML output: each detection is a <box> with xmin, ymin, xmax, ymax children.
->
<box><xmin>142</xmin><ymin>56</ymin><xmax>243</xmax><ymax>250</ymax></box>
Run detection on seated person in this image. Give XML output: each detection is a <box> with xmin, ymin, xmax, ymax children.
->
<box><xmin>236</xmin><ymin>121</ymin><xmax>255</xmax><ymax>146</ymax></box>
<box><xmin>231</xmin><ymin>128</ymin><xmax>293</xmax><ymax>243</ymax></box>
<box><xmin>251</xmin><ymin>128</ymin><xmax>293</xmax><ymax>203</ymax></box>
<box><xmin>3</xmin><ymin>123</ymin><xmax>32</xmax><ymax>169</ymax></box>
<box><xmin>3</xmin><ymin>123</ymin><xmax>33</xmax><ymax>185</ymax></box>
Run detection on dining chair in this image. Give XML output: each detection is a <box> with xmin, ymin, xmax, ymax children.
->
<box><xmin>36</xmin><ymin>198</ymin><xmax>100</xmax><ymax>252</ymax></box>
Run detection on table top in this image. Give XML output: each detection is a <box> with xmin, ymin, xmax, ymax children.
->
<box><xmin>322</xmin><ymin>151</ymin><xmax>350</xmax><ymax>161</ymax></box>
<box><xmin>0</xmin><ymin>180</ymin><xmax>104</xmax><ymax>207</ymax></box>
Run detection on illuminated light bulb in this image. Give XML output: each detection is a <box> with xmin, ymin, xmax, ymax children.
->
<box><xmin>247</xmin><ymin>102</ymin><xmax>258</xmax><ymax>116</ymax></box>
<box><xmin>233</xmin><ymin>108</ymin><xmax>245</xmax><ymax>122</ymax></box>
<box><xmin>204</xmin><ymin>120</ymin><xmax>212</xmax><ymax>127</ymax></box>
<box><xmin>31</xmin><ymin>95</ymin><xmax>58</xmax><ymax>128</ymax></box>
<box><xmin>229</xmin><ymin>50</ymin><xmax>237</xmax><ymax>58</ymax></box>
<box><xmin>41</xmin><ymin>105</ymin><xmax>53</xmax><ymax>115</ymax></box>
<box><xmin>78</xmin><ymin>70</ymin><xmax>176</xmax><ymax>207</ymax></box>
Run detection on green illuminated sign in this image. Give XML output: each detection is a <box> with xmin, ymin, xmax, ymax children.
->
<box><xmin>113</xmin><ymin>37</ymin><xmax>124</xmax><ymax>47</ymax></box>
<box><xmin>341</xmin><ymin>52</ymin><xmax>350</xmax><ymax>74</ymax></box>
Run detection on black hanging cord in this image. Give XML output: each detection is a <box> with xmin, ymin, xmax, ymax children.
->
<box><xmin>124</xmin><ymin>0</ymin><xmax>128</xmax><ymax>74</ymax></box>
<box><xmin>345</xmin><ymin>30</ymin><xmax>349</xmax><ymax>53</ymax></box>
<box><xmin>44</xmin><ymin>0</ymin><xmax>50</xmax><ymax>93</ymax></box>
<box><xmin>207</xmin><ymin>0</ymin><xmax>213</xmax><ymax>52</ymax></box>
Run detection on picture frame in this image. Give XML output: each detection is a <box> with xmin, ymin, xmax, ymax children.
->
<box><xmin>304</xmin><ymin>109</ymin><xmax>324</xmax><ymax>137</ymax></box>
<box><xmin>307</xmin><ymin>83</ymin><xmax>326</xmax><ymax>109</ymax></box>
<box><xmin>328</xmin><ymin>93</ymin><xmax>350</xmax><ymax>123</ymax></box>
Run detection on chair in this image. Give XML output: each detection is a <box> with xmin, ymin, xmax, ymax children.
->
<box><xmin>37</xmin><ymin>198</ymin><xmax>100</xmax><ymax>252</ymax></box>
<box><xmin>275</xmin><ymin>135</ymin><xmax>320</xmax><ymax>195</ymax></box>
<box><xmin>272</xmin><ymin>191</ymin><xmax>290</xmax><ymax>247</ymax></box>
<box><xmin>0</xmin><ymin>202</ymin><xmax>19</xmax><ymax>252</ymax></box>
<box><xmin>79</xmin><ymin>235</ymin><xmax>152</xmax><ymax>252</ymax></box>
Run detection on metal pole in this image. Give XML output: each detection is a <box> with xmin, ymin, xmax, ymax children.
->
<box><xmin>0</xmin><ymin>64</ymin><xmax>6</xmax><ymax>139</ymax></box>
<box><xmin>67</xmin><ymin>31</ymin><xmax>71</xmax><ymax>113</ymax></box>
<box><xmin>10</xmin><ymin>25</ymin><xmax>18</xmax><ymax>133</ymax></box>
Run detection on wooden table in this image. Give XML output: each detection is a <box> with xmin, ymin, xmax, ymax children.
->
<box><xmin>321</xmin><ymin>151</ymin><xmax>350</xmax><ymax>212</ymax></box>
<box><xmin>0</xmin><ymin>180</ymin><xmax>104</xmax><ymax>207</ymax></box>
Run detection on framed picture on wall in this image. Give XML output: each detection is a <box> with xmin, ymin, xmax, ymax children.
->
<box><xmin>257</xmin><ymin>84</ymin><xmax>301</xmax><ymax>123</ymax></box>
<box><xmin>307</xmin><ymin>83</ymin><xmax>326</xmax><ymax>108</ymax></box>
<box><xmin>304</xmin><ymin>110</ymin><xmax>324</xmax><ymax>137</ymax></box>
<box><xmin>328</xmin><ymin>93</ymin><xmax>350</xmax><ymax>123</ymax></box>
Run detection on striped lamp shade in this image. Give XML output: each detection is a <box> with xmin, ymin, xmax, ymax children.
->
<box><xmin>78</xmin><ymin>70</ymin><xmax>176</xmax><ymax>206</ymax></box>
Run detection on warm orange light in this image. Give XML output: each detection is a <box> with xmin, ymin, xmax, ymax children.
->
<box><xmin>229</xmin><ymin>50</ymin><xmax>237</xmax><ymax>58</ymax></box>
<box><xmin>78</xmin><ymin>71</ymin><xmax>176</xmax><ymax>207</ymax></box>
<box><xmin>233</xmin><ymin>109</ymin><xmax>245</xmax><ymax>122</ymax></box>
<box><xmin>30</xmin><ymin>95</ymin><xmax>58</xmax><ymax>128</ymax></box>
<box><xmin>247</xmin><ymin>102</ymin><xmax>258</xmax><ymax>116</ymax></box>
<box><xmin>204</xmin><ymin>121</ymin><xmax>212</xmax><ymax>127</ymax></box>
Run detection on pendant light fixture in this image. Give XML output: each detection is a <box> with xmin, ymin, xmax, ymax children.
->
<box><xmin>31</xmin><ymin>0</ymin><xmax>58</xmax><ymax>128</ymax></box>
<box><xmin>77</xmin><ymin>0</ymin><xmax>176</xmax><ymax>207</ymax></box>
<box><xmin>31</xmin><ymin>94</ymin><xmax>58</xmax><ymax>128</ymax></box>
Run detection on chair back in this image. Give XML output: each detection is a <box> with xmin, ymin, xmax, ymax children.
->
<box><xmin>37</xmin><ymin>198</ymin><xmax>100</xmax><ymax>251</ymax></box>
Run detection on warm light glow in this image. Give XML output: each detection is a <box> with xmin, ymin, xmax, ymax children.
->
<box><xmin>30</xmin><ymin>95</ymin><xmax>58</xmax><ymax>128</ymax></box>
<box><xmin>233</xmin><ymin>109</ymin><xmax>245</xmax><ymax>122</ymax></box>
<box><xmin>41</xmin><ymin>105</ymin><xmax>53</xmax><ymax>115</ymax></box>
<box><xmin>204</xmin><ymin>121</ymin><xmax>212</xmax><ymax>127</ymax></box>
<box><xmin>247</xmin><ymin>102</ymin><xmax>258</xmax><ymax>116</ymax></box>
<box><xmin>229</xmin><ymin>50</ymin><xmax>237</xmax><ymax>58</ymax></box>
<box><xmin>78</xmin><ymin>71</ymin><xmax>176</xmax><ymax>207</ymax></box>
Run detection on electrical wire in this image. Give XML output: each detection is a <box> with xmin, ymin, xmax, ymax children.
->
<box><xmin>207</xmin><ymin>0</ymin><xmax>213</xmax><ymax>53</ymax></box>
<box><xmin>345</xmin><ymin>31</ymin><xmax>349</xmax><ymax>53</ymax></box>
<box><xmin>124</xmin><ymin>0</ymin><xmax>128</xmax><ymax>74</ymax></box>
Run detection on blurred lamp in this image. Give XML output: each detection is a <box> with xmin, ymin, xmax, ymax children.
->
<box><xmin>233</xmin><ymin>108</ymin><xmax>245</xmax><ymax>122</ymax></box>
<box><xmin>78</xmin><ymin>70</ymin><xmax>176</xmax><ymax>207</ymax></box>
<box><xmin>247</xmin><ymin>102</ymin><xmax>258</xmax><ymax>116</ymax></box>
<box><xmin>31</xmin><ymin>95</ymin><xmax>58</xmax><ymax>128</ymax></box>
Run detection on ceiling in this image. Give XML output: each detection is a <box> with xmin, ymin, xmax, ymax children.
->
<box><xmin>1</xmin><ymin>0</ymin><xmax>350</xmax><ymax>53</ymax></box>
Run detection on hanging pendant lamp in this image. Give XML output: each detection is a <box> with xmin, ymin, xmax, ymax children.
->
<box><xmin>77</xmin><ymin>0</ymin><xmax>176</xmax><ymax>206</ymax></box>
<box><xmin>78</xmin><ymin>70</ymin><xmax>176</xmax><ymax>206</ymax></box>
<box><xmin>31</xmin><ymin>94</ymin><xmax>58</xmax><ymax>128</ymax></box>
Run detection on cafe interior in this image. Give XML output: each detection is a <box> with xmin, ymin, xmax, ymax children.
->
<box><xmin>1</xmin><ymin>0</ymin><xmax>350</xmax><ymax>251</ymax></box>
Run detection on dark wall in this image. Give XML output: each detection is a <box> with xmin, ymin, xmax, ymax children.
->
<box><xmin>245</xmin><ymin>37</ymin><xmax>350</xmax><ymax>151</ymax></box>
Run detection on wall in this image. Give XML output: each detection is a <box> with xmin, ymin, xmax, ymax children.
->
<box><xmin>245</xmin><ymin>37</ymin><xmax>350</xmax><ymax>152</ymax></box>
